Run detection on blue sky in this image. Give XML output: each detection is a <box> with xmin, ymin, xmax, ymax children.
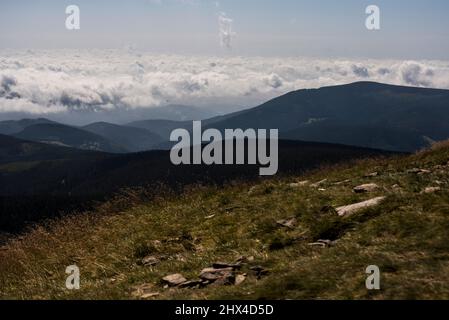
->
<box><xmin>1</xmin><ymin>0</ymin><xmax>449</xmax><ymax>58</ymax></box>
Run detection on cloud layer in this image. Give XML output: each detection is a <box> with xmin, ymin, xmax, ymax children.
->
<box><xmin>1</xmin><ymin>49</ymin><xmax>449</xmax><ymax>120</ymax></box>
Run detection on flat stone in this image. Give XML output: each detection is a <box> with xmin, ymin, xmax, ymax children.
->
<box><xmin>333</xmin><ymin>179</ymin><xmax>351</xmax><ymax>186</ymax></box>
<box><xmin>200</xmin><ymin>267</ymin><xmax>234</xmax><ymax>281</ymax></box>
<box><xmin>353</xmin><ymin>183</ymin><xmax>380</xmax><ymax>193</ymax></box>
<box><xmin>408</xmin><ymin>168</ymin><xmax>431</xmax><ymax>175</ymax></box>
<box><xmin>200</xmin><ymin>267</ymin><xmax>235</xmax><ymax>285</ymax></box>
<box><xmin>235</xmin><ymin>274</ymin><xmax>246</xmax><ymax>286</ymax></box>
<box><xmin>311</xmin><ymin>179</ymin><xmax>328</xmax><ymax>188</ymax></box>
<box><xmin>289</xmin><ymin>183</ymin><xmax>299</xmax><ymax>188</ymax></box>
<box><xmin>141</xmin><ymin>256</ymin><xmax>160</xmax><ymax>266</ymax></box>
<box><xmin>178</xmin><ymin>280</ymin><xmax>204</xmax><ymax>289</ymax></box>
<box><xmin>308</xmin><ymin>239</ymin><xmax>334</xmax><ymax>248</ymax></box>
<box><xmin>336</xmin><ymin>197</ymin><xmax>386</xmax><ymax>217</ymax></box>
<box><xmin>289</xmin><ymin>181</ymin><xmax>309</xmax><ymax>188</ymax></box>
<box><xmin>132</xmin><ymin>283</ymin><xmax>160</xmax><ymax>299</ymax></box>
<box><xmin>308</xmin><ymin>242</ymin><xmax>327</xmax><ymax>248</ymax></box>
<box><xmin>276</xmin><ymin>217</ymin><xmax>297</xmax><ymax>229</ymax></box>
<box><xmin>141</xmin><ymin>292</ymin><xmax>160</xmax><ymax>299</ymax></box>
<box><xmin>162</xmin><ymin>273</ymin><xmax>187</xmax><ymax>286</ymax></box>
<box><xmin>317</xmin><ymin>239</ymin><xmax>334</xmax><ymax>246</ymax></box>
<box><xmin>364</xmin><ymin>172</ymin><xmax>379</xmax><ymax>178</ymax></box>
<box><xmin>212</xmin><ymin>262</ymin><xmax>242</xmax><ymax>270</ymax></box>
<box><xmin>212</xmin><ymin>273</ymin><xmax>236</xmax><ymax>286</ymax></box>
<box><xmin>422</xmin><ymin>187</ymin><xmax>441</xmax><ymax>194</ymax></box>
<box><xmin>248</xmin><ymin>186</ymin><xmax>258</xmax><ymax>195</ymax></box>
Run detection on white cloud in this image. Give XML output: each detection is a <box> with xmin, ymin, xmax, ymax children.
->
<box><xmin>1</xmin><ymin>49</ymin><xmax>449</xmax><ymax>117</ymax></box>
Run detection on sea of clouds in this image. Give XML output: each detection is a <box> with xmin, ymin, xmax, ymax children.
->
<box><xmin>1</xmin><ymin>49</ymin><xmax>449</xmax><ymax>120</ymax></box>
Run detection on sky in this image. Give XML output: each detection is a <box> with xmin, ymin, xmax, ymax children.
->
<box><xmin>1</xmin><ymin>0</ymin><xmax>449</xmax><ymax>59</ymax></box>
<box><xmin>1</xmin><ymin>1</ymin><xmax>449</xmax><ymax>123</ymax></box>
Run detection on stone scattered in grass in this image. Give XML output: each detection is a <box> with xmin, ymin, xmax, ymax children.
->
<box><xmin>162</xmin><ymin>274</ymin><xmax>187</xmax><ymax>287</ymax></box>
<box><xmin>336</xmin><ymin>197</ymin><xmax>386</xmax><ymax>217</ymax></box>
<box><xmin>276</xmin><ymin>217</ymin><xmax>297</xmax><ymax>229</ymax></box>
<box><xmin>353</xmin><ymin>183</ymin><xmax>380</xmax><ymax>193</ymax></box>
<box><xmin>2</xmin><ymin>142</ymin><xmax>449</xmax><ymax>300</ymax></box>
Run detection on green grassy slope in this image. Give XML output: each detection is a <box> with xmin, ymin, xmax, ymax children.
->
<box><xmin>1</xmin><ymin>142</ymin><xmax>449</xmax><ymax>300</ymax></box>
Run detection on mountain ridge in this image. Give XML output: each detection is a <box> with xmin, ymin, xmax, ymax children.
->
<box><xmin>204</xmin><ymin>81</ymin><xmax>449</xmax><ymax>152</ymax></box>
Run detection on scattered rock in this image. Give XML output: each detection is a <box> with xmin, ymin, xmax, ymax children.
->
<box><xmin>391</xmin><ymin>184</ymin><xmax>403</xmax><ymax>193</ymax></box>
<box><xmin>200</xmin><ymin>267</ymin><xmax>233</xmax><ymax>280</ymax></box>
<box><xmin>408</xmin><ymin>168</ymin><xmax>431</xmax><ymax>175</ymax></box>
<box><xmin>308</xmin><ymin>242</ymin><xmax>327</xmax><ymax>248</ymax></box>
<box><xmin>141</xmin><ymin>292</ymin><xmax>160</xmax><ymax>299</ymax></box>
<box><xmin>141</xmin><ymin>255</ymin><xmax>160</xmax><ymax>267</ymax></box>
<box><xmin>289</xmin><ymin>181</ymin><xmax>309</xmax><ymax>188</ymax></box>
<box><xmin>151</xmin><ymin>240</ymin><xmax>162</xmax><ymax>248</ymax></box>
<box><xmin>289</xmin><ymin>183</ymin><xmax>300</xmax><ymax>188</ymax></box>
<box><xmin>178</xmin><ymin>280</ymin><xmax>204</xmax><ymax>289</ymax></box>
<box><xmin>333</xmin><ymin>179</ymin><xmax>351</xmax><ymax>186</ymax></box>
<box><xmin>248</xmin><ymin>186</ymin><xmax>258</xmax><ymax>195</ymax></box>
<box><xmin>276</xmin><ymin>217</ymin><xmax>297</xmax><ymax>229</ymax></box>
<box><xmin>308</xmin><ymin>239</ymin><xmax>334</xmax><ymax>248</ymax></box>
<box><xmin>235</xmin><ymin>274</ymin><xmax>246</xmax><ymax>286</ymax></box>
<box><xmin>317</xmin><ymin>239</ymin><xmax>334</xmax><ymax>247</ymax></box>
<box><xmin>336</xmin><ymin>197</ymin><xmax>386</xmax><ymax>217</ymax></box>
<box><xmin>365</xmin><ymin>172</ymin><xmax>379</xmax><ymax>178</ymax></box>
<box><xmin>318</xmin><ymin>188</ymin><xmax>327</xmax><ymax>192</ymax></box>
<box><xmin>311</xmin><ymin>179</ymin><xmax>328</xmax><ymax>188</ymax></box>
<box><xmin>162</xmin><ymin>273</ymin><xmax>187</xmax><ymax>287</ymax></box>
<box><xmin>200</xmin><ymin>267</ymin><xmax>235</xmax><ymax>285</ymax></box>
<box><xmin>353</xmin><ymin>183</ymin><xmax>380</xmax><ymax>193</ymax></box>
<box><xmin>212</xmin><ymin>262</ymin><xmax>242</xmax><ymax>270</ymax></box>
<box><xmin>235</xmin><ymin>255</ymin><xmax>254</xmax><ymax>264</ymax></box>
<box><xmin>213</xmin><ymin>274</ymin><xmax>236</xmax><ymax>286</ymax></box>
<box><xmin>132</xmin><ymin>283</ymin><xmax>160</xmax><ymax>299</ymax></box>
<box><xmin>421</xmin><ymin>187</ymin><xmax>441</xmax><ymax>194</ymax></box>
<box><xmin>205</xmin><ymin>214</ymin><xmax>215</xmax><ymax>219</ymax></box>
